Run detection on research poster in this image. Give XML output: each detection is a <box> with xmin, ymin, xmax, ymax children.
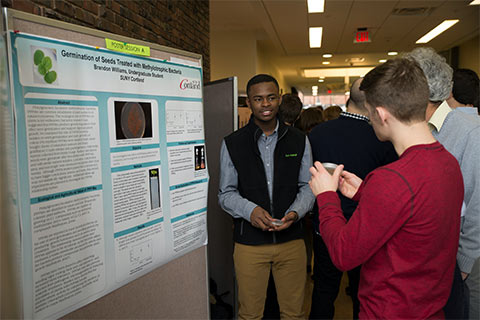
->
<box><xmin>8</xmin><ymin>32</ymin><xmax>208</xmax><ymax>319</ymax></box>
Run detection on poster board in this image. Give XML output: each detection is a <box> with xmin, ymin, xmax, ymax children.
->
<box><xmin>2</xmin><ymin>8</ymin><xmax>209</xmax><ymax>319</ymax></box>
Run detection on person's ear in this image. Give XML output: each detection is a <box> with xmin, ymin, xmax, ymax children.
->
<box><xmin>376</xmin><ymin>106</ymin><xmax>389</xmax><ymax>124</ymax></box>
<box><xmin>246</xmin><ymin>97</ymin><xmax>252</xmax><ymax>110</ymax></box>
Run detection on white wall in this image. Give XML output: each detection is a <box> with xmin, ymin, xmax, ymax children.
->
<box><xmin>256</xmin><ymin>42</ymin><xmax>290</xmax><ymax>94</ymax></box>
<box><xmin>210</xmin><ymin>30</ymin><xmax>257</xmax><ymax>93</ymax></box>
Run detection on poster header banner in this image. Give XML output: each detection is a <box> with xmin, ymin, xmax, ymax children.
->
<box><xmin>105</xmin><ymin>38</ymin><xmax>151</xmax><ymax>57</ymax></box>
<box><xmin>13</xmin><ymin>33</ymin><xmax>202</xmax><ymax>98</ymax></box>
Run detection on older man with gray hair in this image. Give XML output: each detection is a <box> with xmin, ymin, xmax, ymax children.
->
<box><xmin>406</xmin><ymin>47</ymin><xmax>480</xmax><ymax>319</ymax></box>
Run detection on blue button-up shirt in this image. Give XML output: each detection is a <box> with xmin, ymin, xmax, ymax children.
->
<box><xmin>218</xmin><ymin>121</ymin><xmax>315</xmax><ymax>222</ymax></box>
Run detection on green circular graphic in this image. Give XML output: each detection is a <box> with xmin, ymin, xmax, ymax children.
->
<box><xmin>38</xmin><ymin>64</ymin><xmax>47</xmax><ymax>76</ymax></box>
<box><xmin>40</xmin><ymin>56</ymin><xmax>52</xmax><ymax>71</ymax></box>
<box><xmin>44</xmin><ymin>71</ymin><xmax>57</xmax><ymax>84</ymax></box>
<box><xmin>33</xmin><ymin>50</ymin><xmax>44</xmax><ymax>66</ymax></box>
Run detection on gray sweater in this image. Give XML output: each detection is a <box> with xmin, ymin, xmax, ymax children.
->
<box><xmin>432</xmin><ymin>108</ymin><xmax>480</xmax><ymax>273</ymax></box>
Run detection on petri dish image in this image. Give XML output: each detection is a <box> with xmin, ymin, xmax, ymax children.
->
<box><xmin>121</xmin><ymin>102</ymin><xmax>146</xmax><ymax>138</ymax></box>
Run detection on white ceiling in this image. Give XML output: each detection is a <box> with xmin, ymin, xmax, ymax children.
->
<box><xmin>210</xmin><ymin>0</ymin><xmax>480</xmax><ymax>94</ymax></box>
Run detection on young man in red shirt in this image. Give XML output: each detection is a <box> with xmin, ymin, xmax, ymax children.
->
<box><xmin>309</xmin><ymin>58</ymin><xmax>464</xmax><ymax>319</ymax></box>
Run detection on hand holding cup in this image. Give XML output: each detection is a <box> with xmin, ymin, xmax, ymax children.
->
<box><xmin>309</xmin><ymin>161</ymin><xmax>344</xmax><ymax>196</ymax></box>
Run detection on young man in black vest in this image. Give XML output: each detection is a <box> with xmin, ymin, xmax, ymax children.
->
<box><xmin>218</xmin><ymin>74</ymin><xmax>315</xmax><ymax>319</ymax></box>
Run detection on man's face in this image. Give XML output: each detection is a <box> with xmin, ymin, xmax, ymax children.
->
<box><xmin>246</xmin><ymin>82</ymin><xmax>281</xmax><ymax>124</ymax></box>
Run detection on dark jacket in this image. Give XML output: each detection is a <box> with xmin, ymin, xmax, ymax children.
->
<box><xmin>308</xmin><ymin>114</ymin><xmax>397</xmax><ymax>231</ymax></box>
<box><xmin>224</xmin><ymin>118</ymin><xmax>306</xmax><ymax>245</ymax></box>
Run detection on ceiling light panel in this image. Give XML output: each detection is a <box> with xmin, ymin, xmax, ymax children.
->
<box><xmin>308</xmin><ymin>0</ymin><xmax>325</xmax><ymax>13</ymax></box>
<box><xmin>469</xmin><ymin>0</ymin><xmax>480</xmax><ymax>5</ymax></box>
<box><xmin>309</xmin><ymin>27</ymin><xmax>323</xmax><ymax>48</ymax></box>
<box><xmin>304</xmin><ymin>67</ymin><xmax>374</xmax><ymax>78</ymax></box>
<box><xmin>416</xmin><ymin>20</ymin><xmax>459</xmax><ymax>44</ymax></box>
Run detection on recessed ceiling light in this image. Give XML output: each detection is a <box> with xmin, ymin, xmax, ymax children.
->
<box><xmin>322</xmin><ymin>61</ymin><xmax>330</xmax><ymax>65</ymax></box>
<box><xmin>379</xmin><ymin>59</ymin><xmax>387</xmax><ymax>63</ymax></box>
<box><xmin>312</xmin><ymin>85</ymin><xmax>318</xmax><ymax>89</ymax></box>
<box><xmin>308</xmin><ymin>0</ymin><xmax>325</xmax><ymax>13</ymax></box>
<box><xmin>387</xmin><ymin>51</ymin><xmax>398</xmax><ymax>56</ymax></box>
<box><xmin>469</xmin><ymin>0</ymin><xmax>480</xmax><ymax>5</ymax></box>
<box><xmin>318</xmin><ymin>79</ymin><xmax>324</xmax><ymax>82</ymax></box>
<box><xmin>322</xmin><ymin>53</ymin><xmax>333</xmax><ymax>58</ymax></box>
<box><xmin>309</xmin><ymin>27</ymin><xmax>323</xmax><ymax>48</ymax></box>
<box><xmin>416</xmin><ymin>20</ymin><xmax>459</xmax><ymax>44</ymax></box>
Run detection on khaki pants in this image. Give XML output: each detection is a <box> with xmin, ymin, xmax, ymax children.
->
<box><xmin>234</xmin><ymin>239</ymin><xmax>306</xmax><ymax>320</ymax></box>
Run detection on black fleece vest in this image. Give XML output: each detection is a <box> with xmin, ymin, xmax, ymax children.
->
<box><xmin>224</xmin><ymin>119</ymin><xmax>306</xmax><ymax>245</ymax></box>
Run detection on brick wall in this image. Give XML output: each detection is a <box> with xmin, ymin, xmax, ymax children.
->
<box><xmin>2</xmin><ymin>0</ymin><xmax>210</xmax><ymax>82</ymax></box>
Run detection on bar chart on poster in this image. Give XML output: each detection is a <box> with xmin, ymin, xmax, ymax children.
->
<box><xmin>3</xmin><ymin>9</ymin><xmax>208</xmax><ymax>319</ymax></box>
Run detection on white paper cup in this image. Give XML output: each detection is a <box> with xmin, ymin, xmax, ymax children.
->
<box><xmin>322</xmin><ymin>162</ymin><xmax>338</xmax><ymax>175</ymax></box>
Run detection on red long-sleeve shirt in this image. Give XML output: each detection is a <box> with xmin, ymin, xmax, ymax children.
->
<box><xmin>317</xmin><ymin>142</ymin><xmax>463</xmax><ymax>319</ymax></box>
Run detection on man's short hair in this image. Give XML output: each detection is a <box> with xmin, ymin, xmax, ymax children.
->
<box><xmin>278</xmin><ymin>94</ymin><xmax>303</xmax><ymax>124</ymax></box>
<box><xmin>404</xmin><ymin>47</ymin><xmax>453</xmax><ymax>102</ymax></box>
<box><xmin>360</xmin><ymin>58</ymin><xmax>429</xmax><ymax>123</ymax></box>
<box><xmin>246</xmin><ymin>74</ymin><xmax>279</xmax><ymax>96</ymax></box>
<box><xmin>349</xmin><ymin>78</ymin><xmax>366</xmax><ymax>112</ymax></box>
<box><xmin>452</xmin><ymin>68</ymin><xmax>479</xmax><ymax>109</ymax></box>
